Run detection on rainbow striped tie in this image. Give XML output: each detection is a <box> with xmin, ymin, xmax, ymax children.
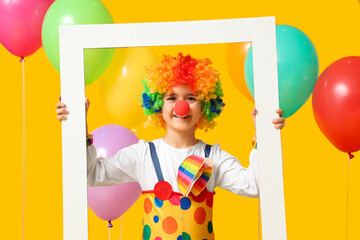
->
<box><xmin>177</xmin><ymin>155</ymin><xmax>213</xmax><ymax>197</ymax></box>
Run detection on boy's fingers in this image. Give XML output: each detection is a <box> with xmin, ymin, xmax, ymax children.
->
<box><xmin>85</xmin><ymin>97</ymin><xmax>90</xmax><ymax>108</ymax></box>
<box><xmin>57</xmin><ymin>115</ymin><xmax>67</xmax><ymax>121</ymax></box>
<box><xmin>56</xmin><ymin>109</ymin><xmax>62</xmax><ymax>115</ymax></box>
<box><xmin>275</xmin><ymin>109</ymin><xmax>284</xmax><ymax>117</ymax></box>
<box><xmin>272</xmin><ymin>118</ymin><xmax>285</xmax><ymax>124</ymax></box>
<box><xmin>251</xmin><ymin>108</ymin><xmax>257</xmax><ymax>117</ymax></box>
<box><xmin>56</xmin><ymin>102</ymin><xmax>63</xmax><ymax>109</ymax></box>
<box><xmin>56</xmin><ymin>102</ymin><xmax>66</xmax><ymax>109</ymax></box>
<box><xmin>58</xmin><ymin>95</ymin><xmax>61</xmax><ymax>101</ymax></box>
<box><xmin>56</xmin><ymin>108</ymin><xmax>69</xmax><ymax>115</ymax></box>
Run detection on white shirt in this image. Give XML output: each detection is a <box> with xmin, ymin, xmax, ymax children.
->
<box><xmin>87</xmin><ymin>138</ymin><xmax>259</xmax><ymax>198</ymax></box>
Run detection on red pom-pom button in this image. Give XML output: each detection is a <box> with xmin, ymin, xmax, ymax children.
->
<box><xmin>154</xmin><ymin>181</ymin><xmax>173</xmax><ymax>200</ymax></box>
<box><xmin>174</xmin><ymin>100</ymin><xmax>190</xmax><ymax>117</ymax></box>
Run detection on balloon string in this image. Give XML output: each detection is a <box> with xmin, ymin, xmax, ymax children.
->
<box><xmin>258</xmin><ymin>198</ymin><xmax>261</xmax><ymax>240</ymax></box>
<box><xmin>21</xmin><ymin>57</ymin><xmax>25</xmax><ymax>240</ymax></box>
<box><xmin>346</xmin><ymin>155</ymin><xmax>351</xmax><ymax>240</ymax></box>
<box><xmin>120</xmin><ymin>216</ymin><xmax>123</xmax><ymax>240</ymax></box>
<box><xmin>108</xmin><ymin>220</ymin><xmax>113</xmax><ymax>240</ymax></box>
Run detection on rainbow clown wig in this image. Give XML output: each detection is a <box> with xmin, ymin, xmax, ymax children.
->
<box><xmin>140</xmin><ymin>52</ymin><xmax>225</xmax><ymax>131</ymax></box>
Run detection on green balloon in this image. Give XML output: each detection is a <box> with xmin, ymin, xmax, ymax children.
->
<box><xmin>42</xmin><ymin>0</ymin><xmax>115</xmax><ymax>86</ymax></box>
<box><xmin>244</xmin><ymin>25</ymin><xmax>319</xmax><ymax>118</ymax></box>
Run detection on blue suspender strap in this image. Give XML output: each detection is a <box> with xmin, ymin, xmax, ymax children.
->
<box><xmin>204</xmin><ymin>144</ymin><xmax>212</xmax><ymax>158</ymax></box>
<box><xmin>148</xmin><ymin>142</ymin><xmax>165</xmax><ymax>182</ymax></box>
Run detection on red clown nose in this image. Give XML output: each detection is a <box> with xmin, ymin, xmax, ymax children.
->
<box><xmin>174</xmin><ymin>100</ymin><xmax>190</xmax><ymax>117</ymax></box>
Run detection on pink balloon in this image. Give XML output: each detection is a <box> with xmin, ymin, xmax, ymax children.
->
<box><xmin>88</xmin><ymin>183</ymin><xmax>142</xmax><ymax>221</ymax></box>
<box><xmin>91</xmin><ymin>124</ymin><xmax>139</xmax><ymax>158</ymax></box>
<box><xmin>88</xmin><ymin>125</ymin><xmax>142</xmax><ymax>222</ymax></box>
<box><xmin>0</xmin><ymin>0</ymin><xmax>54</xmax><ymax>58</ymax></box>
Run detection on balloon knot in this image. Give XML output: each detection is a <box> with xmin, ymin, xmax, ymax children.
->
<box><xmin>348</xmin><ymin>152</ymin><xmax>354</xmax><ymax>159</ymax></box>
<box><xmin>19</xmin><ymin>57</ymin><xmax>25</xmax><ymax>63</ymax></box>
<box><xmin>108</xmin><ymin>220</ymin><xmax>113</xmax><ymax>228</ymax></box>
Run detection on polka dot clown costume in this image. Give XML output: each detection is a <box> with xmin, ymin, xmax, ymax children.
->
<box><xmin>141</xmin><ymin>142</ymin><xmax>215</xmax><ymax>240</ymax></box>
<box><xmin>87</xmin><ymin>53</ymin><xmax>259</xmax><ymax>240</ymax></box>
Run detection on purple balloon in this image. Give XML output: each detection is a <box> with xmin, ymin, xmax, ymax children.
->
<box><xmin>88</xmin><ymin>124</ymin><xmax>142</xmax><ymax>222</ymax></box>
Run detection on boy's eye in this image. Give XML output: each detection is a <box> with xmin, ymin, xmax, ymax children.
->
<box><xmin>165</xmin><ymin>96</ymin><xmax>197</xmax><ymax>101</ymax></box>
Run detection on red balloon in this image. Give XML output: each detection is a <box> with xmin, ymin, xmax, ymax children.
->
<box><xmin>312</xmin><ymin>56</ymin><xmax>360</xmax><ymax>154</ymax></box>
<box><xmin>0</xmin><ymin>0</ymin><xmax>54</xmax><ymax>58</ymax></box>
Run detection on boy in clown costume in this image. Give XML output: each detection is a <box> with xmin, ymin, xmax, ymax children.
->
<box><xmin>56</xmin><ymin>53</ymin><xmax>285</xmax><ymax>240</ymax></box>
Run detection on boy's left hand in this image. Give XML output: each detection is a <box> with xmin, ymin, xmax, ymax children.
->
<box><xmin>272</xmin><ymin>109</ymin><xmax>286</xmax><ymax>129</ymax></box>
<box><xmin>251</xmin><ymin>108</ymin><xmax>286</xmax><ymax>130</ymax></box>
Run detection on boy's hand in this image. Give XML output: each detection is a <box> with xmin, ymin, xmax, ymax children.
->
<box><xmin>251</xmin><ymin>108</ymin><xmax>286</xmax><ymax>140</ymax></box>
<box><xmin>56</xmin><ymin>95</ymin><xmax>90</xmax><ymax>121</ymax></box>
<box><xmin>56</xmin><ymin>95</ymin><xmax>68</xmax><ymax>121</ymax></box>
<box><xmin>56</xmin><ymin>95</ymin><xmax>91</xmax><ymax>137</ymax></box>
<box><xmin>251</xmin><ymin>108</ymin><xmax>257</xmax><ymax>140</ymax></box>
<box><xmin>272</xmin><ymin>109</ymin><xmax>286</xmax><ymax>129</ymax></box>
<box><xmin>251</xmin><ymin>108</ymin><xmax>257</xmax><ymax>128</ymax></box>
<box><xmin>85</xmin><ymin>97</ymin><xmax>90</xmax><ymax>116</ymax></box>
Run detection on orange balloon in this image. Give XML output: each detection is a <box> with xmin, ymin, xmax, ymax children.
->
<box><xmin>98</xmin><ymin>47</ymin><xmax>159</xmax><ymax>128</ymax></box>
<box><xmin>226</xmin><ymin>42</ymin><xmax>254</xmax><ymax>102</ymax></box>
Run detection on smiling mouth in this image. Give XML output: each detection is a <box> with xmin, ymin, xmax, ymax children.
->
<box><xmin>174</xmin><ymin>114</ymin><xmax>190</xmax><ymax>119</ymax></box>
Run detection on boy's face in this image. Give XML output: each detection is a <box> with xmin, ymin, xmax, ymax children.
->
<box><xmin>162</xmin><ymin>84</ymin><xmax>202</xmax><ymax>132</ymax></box>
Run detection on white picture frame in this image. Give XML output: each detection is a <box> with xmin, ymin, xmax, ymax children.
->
<box><xmin>59</xmin><ymin>17</ymin><xmax>286</xmax><ymax>240</ymax></box>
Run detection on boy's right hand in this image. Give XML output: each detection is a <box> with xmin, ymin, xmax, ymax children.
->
<box><xmin>56</xmin><ymin>95</ymin><xmax>91</xmax><ymax>137</ymax></box>
<box><xmin>56</xmin><ymin>95</ymin><xmax>90</xmax><ymax>121</ymax></box>
<box><xmin>56</xmin><ymin>95</ymin><xmax>68</xmax><ymax>121</ymax></box>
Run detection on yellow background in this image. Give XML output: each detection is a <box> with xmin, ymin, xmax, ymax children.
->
<box><xmin>1</xmin><ymin>0</ymin><xmax>360</xmax><ymax>239</ymax></box>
